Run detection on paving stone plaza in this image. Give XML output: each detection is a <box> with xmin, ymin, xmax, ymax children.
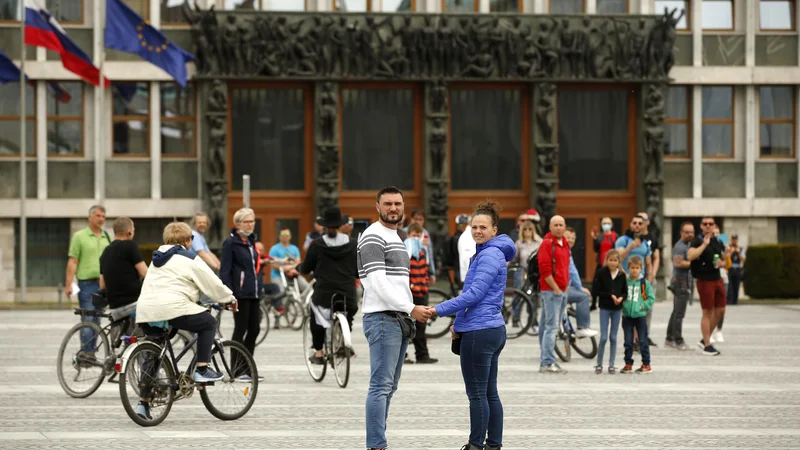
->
<box><xmin>1</xmin><ymin>302</ymin><xmax>799</xmax><ymax>449</ymax></box>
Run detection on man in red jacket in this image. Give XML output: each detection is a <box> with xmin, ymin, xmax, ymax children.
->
<box><xmin>538</xmin><ymin>215</ymin><xmax>571</xmax><ymax>374</ymax></box>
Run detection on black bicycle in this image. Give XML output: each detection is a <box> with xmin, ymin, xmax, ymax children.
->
<box><xmin>117</xmin><ymin>308</ymin><xmax>258</xmax><ymax>427</ymax></box>
<box><xmin>424</xmin><ymin>269</ymin><xmax>459</xmax><ymax>339</ymax></box>
<box><xmin>555</xmin><ymin>304</ymin><xmax>598</xmax><ymax>362</ymax></box>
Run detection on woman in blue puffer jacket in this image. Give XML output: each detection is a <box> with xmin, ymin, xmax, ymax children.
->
<box><xmin>432</xmin><ymin>201</ymin><xmax>516</xmax><ymax>450</ymax></box>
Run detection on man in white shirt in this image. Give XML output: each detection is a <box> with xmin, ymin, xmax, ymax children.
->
<box><xmin>358</xmin><ymin>186</ymin><xmax>432</xmax><ymax>450</ymax></box>
<box><xmin>457</xmin><ymin>215</ymin><xmax>476</xmax><ymax>285</ymax></box>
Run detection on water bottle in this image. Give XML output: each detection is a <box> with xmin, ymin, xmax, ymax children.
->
<box><xmin>713</xmin><ymin>254</ymin><xmax>720</xmax><ymax>267</ymax></box>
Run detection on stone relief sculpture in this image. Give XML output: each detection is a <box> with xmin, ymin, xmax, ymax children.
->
<box><xmin>203</xmin><ymin>79</ymin><xmax>229</xmax><ymax>248</ymax></box>
<box><xmin>188</xmin><ymin>10</ymin><xmax>678</xmax><ymax>81</ymax></box>
<box><xmin>642</xmin><ymin>83</ymin><xmax>667</xmax><ymax>248</ymax></box>
<box><xmin>315</xmin><ymin>82</ymin><xmax>340</xmax><ymax>214</ymax></box>
<box><xmin>534</xmin><ymin>83</ymin><xmax>558</xmax><ymax>225</ymax></box>
<box><xmin>425</xmin><ymin>80</ymin><xmax>450</xmax><ymax>268</ymax></box>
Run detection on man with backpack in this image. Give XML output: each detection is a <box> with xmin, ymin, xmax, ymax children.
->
<box><xmin>443</xmin><ymin>214</ymin><xmax>470</xmax><ymax>286</ymax></box>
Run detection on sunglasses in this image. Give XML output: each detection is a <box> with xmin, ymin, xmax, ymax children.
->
<box><xmin>348</xmin><ymin>221</ymin><xmax>354</xmax><ymax>225</ymax></box>
<box><xmin>280</xmin><ymin>232</ymin><xmax>291</xmax><ymax>237</ymax></box>
<box><xmin>701</xmin><ymin>222</ymin><xmax>715</xmax><ymax>226</ymax></box>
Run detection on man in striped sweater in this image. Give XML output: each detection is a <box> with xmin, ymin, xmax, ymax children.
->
<box><xmin>359</xmin><ymin>186</ymin><xmax>433</xmax><ymax>450</ymax></box>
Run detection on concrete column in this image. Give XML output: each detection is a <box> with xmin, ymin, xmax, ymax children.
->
<box><xmin>92</xmin><ymin>0</ymin><xmax>105</xmax><ymax>203</ymax></box>
<box><xmin>692</xmin><ymin>85</ymin><xmax>702</xmax><ymax>198</ymax></box>
<box><xmin>36</xmin><ymin>81</ymin><xmax>46</xmax><ymax>200</ymax></box>
<box><xmin>745</xmin><ymin>86</ymin><xmax>756</xmax><ymax>199</ymax></box>
<box><xmin>637</xmin><ymin>0</ymin><xmax>650</xmax><ymax>14</ymax></box>
<box><xmin>691</xmin><ymin>0</ymin><xmax>702</xmax><ymax>67</ymax></box>
<box><xmin>532</xmin><ymin>0</ymin><xmax>545</xmax><ymax>13</ymax></box>
<box><xmin>479</xmin><ymin>0</ymin><xmax>489</xmax><ymax>13</ymax></box>
<box><xmin>585</xmin><ymin>0</ymin><xmax>596</xmax><ymax>14</ymax></box>
<box><xmin>151</xmin><ymin>83</ymin><xmax>162</xmax><ymax>200</ymax></box>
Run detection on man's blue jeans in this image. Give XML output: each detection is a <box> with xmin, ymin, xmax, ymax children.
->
<box><xmin>538</xmin><ymin>290</ymin><xmax>566</xmax><ymax>367</ymax></box>
<box><xmin>363</xmin><ymin>313</ymin><xmax>409</xmax><ymax>449</ymax></box>
<box><xmin>566</xmin><ymin>286</ymin><xmax>591</xmax><ymax>329</ymax></box>
<box><xmin>77</xmin><ymin>280</ymin><xmax>101</xmax><ymax>352</ymax></box>
<box><xmin>461</xmin><ymin>326</ymin><xmax>507</xmax><ymax>448</ymax></box>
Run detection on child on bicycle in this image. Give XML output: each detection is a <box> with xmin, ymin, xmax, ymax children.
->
<box><xmin>405</xmin><ymin>223</ymin><xmax>437</xmax><ymax>364</ymax></box>
<box><xmin>591</xmin><ymin>249</ymin><xmax>627</xmax><ymax>374</ymax></box>
<box><xmin>621</xmin><ymin>256</ymin><xmax>655</xmax><ymax>374</ymax></box>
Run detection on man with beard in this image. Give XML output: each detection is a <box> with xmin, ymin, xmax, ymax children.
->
<box><xmin>191</xmin><ymin>212</ymin><xmax>220</xmax><ymax>271</ymax></box>
<box><xmin>358</xmin><ymin>186</ymin><xmax>433</xmax><ymax>450</ymax></box>
<box><xmin>615</xmin><ymin>215</ymin><xmax>653</xmax><ymax>281</ymax></box>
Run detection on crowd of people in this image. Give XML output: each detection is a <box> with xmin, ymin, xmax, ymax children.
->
<box><xmin>64</xmin><ymin>189</ymin><xmax>745</xmax><ymax>450</ymax></box>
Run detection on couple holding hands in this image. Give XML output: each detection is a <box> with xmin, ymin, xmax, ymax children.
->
<box><xmin>359</xmin><ymin>186</ymin><xmax>515</xmax><ymax>450</ymax></box>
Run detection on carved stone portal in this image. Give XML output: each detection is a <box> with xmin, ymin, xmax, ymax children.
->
<box><xmin>204</xmin><ymin>79</ymin><xmax>229</xmax><ymax>249</ymax></box>
<box><xmin>534</xmin><ymin>83</ymin><xmax>558</xmax><ymax>226</ymax></box>
<box><xmin>425</xmin><ymin>79</ymin><xmax>450</xmax><ymax>268</ymax></box>
<box><xmin>642</xmin><ymin>83</ymin><xmax>667</xmax><ymax>249</ymax></box>
<box><xmin>316</xmin><ymin>82</ymin><xmax>340</xmax><ymax>215</ymax></box>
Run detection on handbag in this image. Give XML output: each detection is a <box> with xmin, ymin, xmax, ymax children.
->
<box><xmin>451</xmin><ymin>332</ymin><xmax>462</xmax><ymax>355</ymax></box>
<box><xmin>386</xmin><ymin>311</ymin><xmax>416</xmax><ymax>340</ymax></box>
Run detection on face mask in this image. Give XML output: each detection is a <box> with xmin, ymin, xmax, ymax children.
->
<box><xmin>601</xmin><ymin>224</ymin><xmax>612</xmax><ymax>232</ymax></box>
<box><xmin>239</xmin><ymin>229</ymin><xmax>252</xmax><ymax>237</ymax></box>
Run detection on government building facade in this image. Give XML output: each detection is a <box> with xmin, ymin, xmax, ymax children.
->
<box><xmin>0</xmin><ymin>0</ymin><xmax>799</xmax><ymax>301</ymax></box>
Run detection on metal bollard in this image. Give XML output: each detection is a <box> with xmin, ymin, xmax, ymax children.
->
<box><xmin>57</xmin><ymin>283</ymin><xmax>63</xmax><ymax>309</ymax></box>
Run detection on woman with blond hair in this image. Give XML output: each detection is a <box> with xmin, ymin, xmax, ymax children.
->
<box><xmin>220</xmin><ymin>207</ymin><xmax>262</xmax><ymax>382</ymax></box>
<box><xmin>510</xmin><ymin>221</ymin><xmax>542</xmax><ymax>289</ymax></box>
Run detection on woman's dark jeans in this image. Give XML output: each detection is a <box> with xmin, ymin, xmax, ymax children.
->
<box><xmin>460</xmin><ymin>325</ymin><xmax>506</xmax><ymax>448</ymax></box>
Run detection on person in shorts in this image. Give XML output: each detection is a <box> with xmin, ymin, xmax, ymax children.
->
<box><xmin>687</xmin><ymin>216</ymin><xmax>726</xmax><ymax>356</ymax></box>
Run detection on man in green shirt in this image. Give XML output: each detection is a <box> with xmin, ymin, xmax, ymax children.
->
<box><xmin>65</xmin><ymin>205</ymin><xmax>111</xmax><ymax>351</ymax></box>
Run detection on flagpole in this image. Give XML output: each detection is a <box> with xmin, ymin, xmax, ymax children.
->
<box><xmin>19</xmin><ymin>0</ymin><xmax>27</xmax><ymax>304</ymax></box>
<box><xmin>94</xmin><ymin>0</ymin><xmax>105</xmax><ymax>205</ymax></box>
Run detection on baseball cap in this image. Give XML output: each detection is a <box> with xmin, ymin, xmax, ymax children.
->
<box><xmin>455</xmin><ymin>214</ymin><xmax>470</xmax><ymax>225</ymax></box>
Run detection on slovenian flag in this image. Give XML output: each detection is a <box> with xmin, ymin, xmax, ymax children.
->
<box><xmin>24</xmin><ymin>0</ymin><xmax>109</xmax><ymax>87</ymax></box>
<box><xmin>0</xmin><ymin>49</ymin><xmax>71</xmax><ymax>103</ymax></box>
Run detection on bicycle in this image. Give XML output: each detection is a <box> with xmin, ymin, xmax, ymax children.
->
<box><xmin>424</xmin><ymin>268</ymin><xmax>459</xmax><ymax>339</ymax></box>
<box><xmin>117</xmin><ymin>306</ymin><xmax>258</xmax><ymax>427</ymax></box>
<box><xmin>56</xmin><ymin>302</ymin><xmax>193</xmax><ymax>399</ymax></box>
<box><xmin>302</xmin><ymin>293</ymin><xmax>352</xmax><ymax>388</ymax></box>
<box><xmin>555</xmin><ymin>303</ymin><xmax>598</xmax><ymax>362</ymax></box>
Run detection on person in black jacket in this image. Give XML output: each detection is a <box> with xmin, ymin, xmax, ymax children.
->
<box><xmin>291</xmin><ymin>207</ymin><xmax>359</xmax><ymax>364</ymax></box>
<box><xmin>592</xmin><ymin>249</ymin><xmax>628</xmax><ymax>375</ymax></box>
<box><xmin>220</xmin><ymin>207</ymin><xmax>262</xmax><ymax>382</ymax></box>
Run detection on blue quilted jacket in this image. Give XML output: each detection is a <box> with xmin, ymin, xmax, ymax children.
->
<box><xmin>435</xmin><ymin>234</ymin><xmax>516</xmax><ymax>333</ymax></box>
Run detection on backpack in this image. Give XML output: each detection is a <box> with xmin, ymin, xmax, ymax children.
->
<box><xmin>526</xmin><ymin>239</ymin><xmax>556</xmax><ymax>287</ymax></box>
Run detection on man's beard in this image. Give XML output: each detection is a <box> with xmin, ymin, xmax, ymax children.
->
<box><xmin>380</xmin><ymin>212</ymin><xmax>402</xmax><ymax>225</ymax></box>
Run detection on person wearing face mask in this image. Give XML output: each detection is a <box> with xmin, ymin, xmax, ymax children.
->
<box><xmin>220</xmin><ymin>207</ymin><xmax>263</xmax><ymax>382</ymax></box>
<box><xmin>591</xmin><ymin>217</ymin><xmax>618</xmax><ymax>310</ymax></box>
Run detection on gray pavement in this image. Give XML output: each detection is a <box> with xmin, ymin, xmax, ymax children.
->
<box><xmin>1</xmin><ymin>302</ymin><xmax>800</xmax><ymax>449</ymax></box>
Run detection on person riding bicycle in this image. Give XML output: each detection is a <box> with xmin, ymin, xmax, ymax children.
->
<box><xmin>289</xmin><ymin>207</ymin><xmax>358</xmax><ymax>364</ymax></box>
<box><xmin>136</xmin><ymin>222</ymin><xmax>237</xmax><ymax>419</ymax></box>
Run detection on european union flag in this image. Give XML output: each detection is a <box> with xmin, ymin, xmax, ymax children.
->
<box><xmin>105</xmin><ymin>0</ymin><xmax>195</xmax><ymax>87</ymax></box>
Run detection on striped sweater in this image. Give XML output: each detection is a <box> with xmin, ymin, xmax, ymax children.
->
<box><xmin>357</xmin><ymin>221</ymin><xmax>414</xmax><ymax>314</ymax></box>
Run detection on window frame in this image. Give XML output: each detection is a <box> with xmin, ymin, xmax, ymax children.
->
<box><xmin>0</xmin><ymin>0</ymin><xmax>83</xmax><ymax>24</ymax></box>
<box><xmin>489</xmin><ymin>0</ymin><xmax>524</xmax><ymax>12</ymax></box>
<box><xmin>0</xmin><ymin>82</ymin><xmax>36</xmax><ymax>159</ymax></box>
<box><xmin>758</xmin><ymin>86</ymin><xmax>796</xmax><ymax>159</ymax></box>
<box><xmin>111</xmin><ymin>82</ymin><xmax>150</xmax><ymax>158</ymax></box>
<box><xmin>595</xmin><ymin>0</ymin><xmax>629</xmax><ymax>14</ymax></box>
<box><xmin>758</xmin><ymin>0</ymin><xmax>796</xmax><ymax>32</ymax></box>
<box><xmin>46</xmin><ymin>81</ymin><xmax>85</xmax><ymax>158</ymax></box>
<box><xmin>548</xmin><ymin>0</ymin><xmax>585</xmax><ymax>13</ymax></box>
<box><xmin>701</xmin><ymin>0</ymin><xmax>735</xmax><ymax>31</ymax></box>
<box><xmin>664</xmin><ymin>85</ymin><xmax>693</xmax><ymax>160</ymax></box>
<box><xmin>121</xmin><ymin>0</ymin><xmax>150</xmax><ymax>19</ymax></box>
<box><xmin>160</xmin><ymin>81</ymin><xmax>197</xmax><ymax>159</ymax></box>
<box><xmin>221</xmin><ymin>0</ymin><xmax>263</xmax><ymax>9</ymax></box>
<box><xmin>655</xmin><ymin>0</ymin><xmax>691</xmax><ymax>31</ymax></box>
<box><xmin>701</xmin><ymin>85</ymin><xmax>735</xmax><ymax>159</ymax></box>
<box><xmin>442</xmin><ymin>0</ymin><xmax>479</xmax><ymax>12</ymax></box>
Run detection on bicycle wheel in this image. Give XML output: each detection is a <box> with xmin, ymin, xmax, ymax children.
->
<box><xmin>283</xmin><ymin>298</ymin><xmax>303</xmax><ymax>330</ymax></box>
<box><xmin>555</xmin><ymin>325</ymin><xmax>572</xmax><ymax>363</ymax></box>
<box><xmin>425</xmin><ymin>289</ymin><xmax>454</xmax><ymax>339</ymax></box>
<box><xmin>503</xmin><ymin>288</ymin><xmax>533</xmax><ymax>339</ymax></box>
<box><xmin>255</xmin><ymin>303</ymin><xmax>270</xmax><ymax>347</ymax></box>
<box><xmin>303</xmin><ymin>316</ymin><xmax>326</xmax><ymax>382</ymax></box>
<box><xmin>200</xmin><ymin>340</ymin><xmax>259</xmax><ymax>421</ymax></box>
<box><xmin>57</xmin><ymin>321</ymin><xmax>111</xmax><ymax>398</ymax></box>
<box><xmin>291</xmin><ymin>300</ymin><xmax>307</xmax><ymax>331</ymax></box>
<box><xmin>118</xmin><ymin>342</ymin><xmax>175</xmax><ymax>427</ymax></box>
<box><xmin>331</xmin><ymin>317</ymin><xmax>350</xmax><ymax>389</ymax></box>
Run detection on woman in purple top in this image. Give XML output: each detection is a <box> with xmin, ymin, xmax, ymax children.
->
<box><xmin>430</xmin><ymin>201</ymin><xmax>516</xmax><ymax>450</ymax></box>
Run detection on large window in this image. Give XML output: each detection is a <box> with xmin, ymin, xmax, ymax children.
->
<box><xmin>701</xmin><ymin>86</ymin><xmax>734</xmax><ymax>158</ymax></box>
<box><xmin>550</xmin><ymin>0</ymin><xmax>583</xmax><ymax>13</ymax></box>
<box><xmin>230</xmin><ymin>86</ymin><xmax>307</xmax><ymax>191</ymax></box>
<box><xmin>47</xmin><ymin>82</ymin><xmax>83</xmax><ymax>156</ymax></box>
<box><xmin>161</xmin><ymin>82</ymin><xmax>196</xmax><ymax>157</ymax></box>
<box><xmin>0</xmin><ymin>0</ymin><xmax>19</xmax><ymax>20</ymax></box>
<box><xmin>0</xmin><ymin>82</ymin><xmax>35</xmax><ymax>156</ymax></box>
<box><xmin>341</xmin><ymin>87</ymin><xmax>416</xmax><ymax>191</ymax></box>
<box><xmin>760</xmin><ymin>0</ymin><xmax>795</xmax><ymax>30</ymax></box>
<box><xmin>702</xmin><ymin>0</ymin><xmax>733</xmax><ymax>30</ymax></box>
<box><xmin>443</xmin><ymin>0</ymin><xmax>477</xmax><ymax>12</ymax></box>
<box><xmin>557</xmin><ymin>89</ymin><xmax>630</xmax><ymax>191</ymax></box>
<box><xmin>596</xmin><ymin>0</ymin><xmax>627</xmax><ymax>13</ymax></box>
<box><xmin>45</xmin><ymin>0</ymin><xmax>81</xmax><ymax>23</ymax></box>
<box><xmin>779</xmin><ymin>217</ymin><xmax>800</xmax><ymax>244</ymax></box>
<box><xmin>490</xmin><ymin>0</ymin><xmax>519</xmax><ymax>12</ymax></box>
<box><xmin>655</xmin><ymin>0</ymin><xmax>689</xmax><ymax>29</ymax></box>
<box><xmin>665</xmin><ymin>86</ymin><xmax>691</xmax><ymax>158</ymax></box>
<box><xmin>759</xmin><ymin>86</ymin><xmax>795</xmax><ymax>158</ymax></box>
<box><xmin>450</xmin><ymin>88</ymin><xmax>523</xmax><ymax>191</ymax></box>
<box><xmin>15</xmin><ymin>219</ymin><xmax>70</xmax><ymax>287</ymax></box>
<box><xmin>112</xmin><ymin>82</ymin><xmax>149</xmax><ymax>156</ymax></box>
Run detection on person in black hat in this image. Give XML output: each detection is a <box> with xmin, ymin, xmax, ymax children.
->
<box><xmin>289</xmin><ymin>207</ymin><xmax>359</xmax><ymax>363</ymax></box>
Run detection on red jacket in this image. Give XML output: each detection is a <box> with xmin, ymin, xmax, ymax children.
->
<box><xmin>538</xmin><ymin>233</ymin><xmax>571</xmax><ymax>292</ymax></box>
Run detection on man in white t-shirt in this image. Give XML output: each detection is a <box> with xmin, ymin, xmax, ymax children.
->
<box><xmin>457</xmin><ymin>215</ymin><xmax>476</xmax><ymax>285</ymax></box>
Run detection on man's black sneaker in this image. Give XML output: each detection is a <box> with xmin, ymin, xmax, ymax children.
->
<box><xmin>416</xmin><ymin>358</ymin><xmax>439</xmax><ymax>364</ymax></box>
<box><xmin>648</xmin><ymin>338</ymin><xmax>658</xmax><ymax>348</ymax></box>
<box><xmin>703</xmin><ymin>345</ymin><xmax>721</xmax><ymax>356</ymax></box>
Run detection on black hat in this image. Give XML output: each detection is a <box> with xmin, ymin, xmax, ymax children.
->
<box><xmin>317</xmin><ymin>207</ymin><xmax>348</xmax><ymax>228</ymax></box>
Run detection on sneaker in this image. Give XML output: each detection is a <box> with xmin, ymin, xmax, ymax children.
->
<box><xmin>416</xmin><ymin>358</ymin><xmax>439</xmax><ymax>364</ymax></box>
<box><xmin>620</xmin><ymin>364</ymin><xmax>633</xmax><ymax>374</ymax></box>
<box><xmin>76</xmin><ymin>351</ymin><xmax>97</xmax><ymax>369</ymax></box>
<box><xmin>235</xmin><ymin>374</ymin><xmax>264</xmax><ymax>382</ymax></box>
<box><xmin>308</xmin><ymin>354</ymin><xmax>325</xmax><ymax>365</ymax></box>
<box><xmin>531</xmin><ymin>325</ymin><xmax>539</xmax><ymax>336</ymax></box>
<box><xmin>594</xmin><ymin>365</ymin><xmax>602</xmax><ymax>374</ymax></box>
<box><xmin>712</xmin><ymin>329</ymin><xmax>724</xmax><ymax>343</ymax></box>
<box><xmin>194</xmin><ymin>366</ymin><xmax>224</xmax><ymax>383</ymax></box>
<box><xmin>664</xmin><ymin>339</ymin><xmax>676</xmax><ymax>348</ymax></box>
<box><xmin>697</xmin><ymin>339</ymin><xmax>706</xmax><ymax>350</ymax></box>
<box><xmin>675</xmin><ymin>342</ymin><xmax>690</xmax><ymax>351</ymax></box>
<box><xmin>539</xmin><ymin>364</ymin><xmax>567</xmax><ymax>374</ymax></box>
<box><xmin>635</xmin><ymin>364</ymin><xmax>653</xmax><ymax>374</ymax></box>
<box><xmin>460</xmin><ymin>444</ymin><xmax>482</xmax><ymax>450</ymax></box>
<box><xmin>576</xmin><ymin>328</ymin><xmax>599</xmax><ymax>338</ymax></box>
<box><xmin>648</xmin><ymin>338</ymin><xmax>658</xmax><ymax>348</ymax></box>
<box><xmin>404</xmin><ymin>357</ymin><xmax>415</xmax><ymax>364</ymax></box>
<box><xmin>703</xmin><ymin>345</ymin><xmax>721</xmax><ymax>356</ymax></box>
<box><xmin>608</xmin><ymin>366</ymin><xmax>616</xmax><ymax>375</ymax></box>
<box><xmin>135</xmin><ymin>401</ymin><xmax>152</xmax><ymax>420</ymax></box>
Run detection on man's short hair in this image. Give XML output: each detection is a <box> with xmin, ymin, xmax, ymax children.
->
<box><xmin>628</xmin><ymin>255</ymin><xmax>643</xmax><ymax>268</ymax></box>
<box><xmin>89</xmin><ymin>205</ymin><xmax>106</xmax><ymax>216</ymax></box>
<box><xmin>680</xmin><ymin>221</ymin><xmax>694</xmax><ymax>232</ymax></box>
<box><xmin>279</xmin><ymin>227</ymin><xmax>292</xmax><ymax>234</ymax></box>
<box><xmin>192</xmin><ymin>212</ymin><xmax>209</xmax><ymax>226</ymax></box>
<box><xmin>163</xmin><ymin>222</ymin><xmax>193</xmax><ymax>246</ymax></box>
<box><xmin>410</xmin><ymin>209</ymin><xmax>425</xmax><ymax>218</ymax></box>
<box><xmin>407</xmin><ymin>223</ymin><xmax>424</xmax><ymax>235</ymax></box>
<box><xmin>232</xmin><ymin>207</ymin><xmax>255</xmax><ymax>225</ymax></box>
<box><xmin>565</xmin><ymin>227</ymin><xmax>576</xmax><ymax>234</ymax></box>
<box><xmin>113</xmin><ymin>217</ymin><xmax>134</xmax><ymax>236</ymax></box>
<box><xmin>376</xmin><ymin>186</ymin><xmax>404</xmax><ymax>203</ymax></box>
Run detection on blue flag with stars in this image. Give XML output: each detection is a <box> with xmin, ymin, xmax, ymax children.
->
<box><xmin>105</xmin><ymin>0</ymin><xmax>195</xmax><ymax>87</ymax></box>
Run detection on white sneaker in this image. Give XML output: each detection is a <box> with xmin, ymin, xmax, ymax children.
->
<box><xmin>576</xmin><ymin>328</ymin><xmax>599</xmax><ymax>338</ymax></box>
<box><xmin>712</xmin><ymin>329</ymin><xmax>724</xmax><ymax>343</ymax></box>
